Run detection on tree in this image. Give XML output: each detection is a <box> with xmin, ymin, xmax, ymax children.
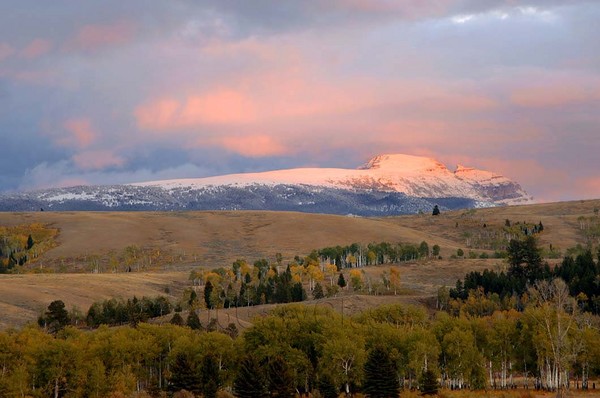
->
<box><xmin>27</xmin><ymin>234</ymin><xmax>34</xmax><ymax>250</ymax></box>
<box><xmin>170</xmin><ymin>313</ymin><xmax>184</xmax><ymax>326</ymax></box>
<box><xmin>233</xmin><ymin>355</ymin><xmax>267</xmax><ymax>398</ymax></box>
<box><xmin>432</xmin><ymin>245</ymin><xmax>440</xmax><ymax>257</ymax></box>
<box><xmin>337</xmin><ymin>273</ymin><xmax>346</xmax><ymax>288</ymax></box>
<box><xmin>186</xmin><ymin>310</ymin><xmax>202</xmax><ymax>330</ymax></box>
<box><xmin>169</xmin><ymin>352</ymin><xmax>201</xmax><ymax>395</ymax></box>
<box><xmin>432</xmin><ymin>205</ymin><xmax>440</xmax><ymax>216</ymax></box>
<box><xmin>420</xmin><ymin>369</ymin><xmax>439</xmax><ymax>395</ymax></box>
<box><xmin>456</xmin><ymin>248</ymin><xmax>464</xmax><ymax>258</ymax></box>
<box><xmin>507</xmin><ymin>236</ymin><xmax>542</xmax><ymax>282</ymax></box>
<box><xmin>363</xmin><ymin>346</ymin><xmax>399</xmax><ymax>398</ymax></box>
<box><xmin>267</xmin><ymin>356</ymin><xmax>295</xmax><ymax>398</ymax></box>
<box><xmin>313</xmin><ymin>283</ymin><xmax>324</xmax><ymax>300</ymax></box>
<box><xmin>204</xmin><ymin>281</ymin><xmax>214</xmax><ymax>309</ymax></box>
<box><xmin>43</xmin><ymin>300</ymin><xmax>70</xmax><ymax>334</ymax></box>
<box><xmin>419</xmin><ymin>241</ymin><xmax>429</xmax><ymax>258</ymax></box>
<box><xmin>200</xmin><ymin>354</ymin><xmax>221</xmax><ymax>398</ymax></box>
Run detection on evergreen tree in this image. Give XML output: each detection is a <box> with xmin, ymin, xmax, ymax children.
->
<box><xmin>267</xmin><ymin>356</ymin><xmax>295</xmax><ymax>398</ymax></box>
<box><xmin>317</xmin><ymin>375</ymin><xmax>339</xmax><ymax>398</ymax></box>
<box><xmin>363</xmin><ymin>346</ymin><xmax>399</xmax><ymax>398</ymax></box>
<box><xmin>27</xmin><ymin>234</ymin><xmax>34</xmax><ymax>249</ymax></box>
<box><xmin>420</xmin><ymin>369</ymin><xmax>439</xmax><ymax>395</ymax></box>
<box><xmin>337</xmin><ymin>273</ymin><xmax>347</xmax><ymax>288</ymax></box>
<box><xmin>201</xmin><ymin>354</ymin><xmax>221</xmax><ymax>398</ymax></box>
<box><xmin>170</xmin><ymin>313</ymin><xmax>184</xmax><ymax>326</ymax></box>
<box><xmin>169</xmin><ymin>352</ymin><xmax>201</xmax><ymax>395</ymax></box>
<box><xmin>313</xmin><ymin>282</ymin><xmax>324</xmax><ymax>299</ymax></box>
<box><xmin>44</xmin><ymin>300</ymin><xmax>70</xmax><ymax>334</ymax></box>
<box><xmin>186</xmin><ymin>310</ymin><xmax>202</xmax><ymax>330</ymax></box>
<box><xmin>204</xmin><ymin>281</ymin><xmax>214</xmax><ymax>309</ymax></box>
<box><xmin>233</xmin><ymin>355</ymin><xmax>267</xmax><ymax>398</ymax></box>
<box><xmin>290</xmin><ymin>282</ymin><xmax>306</xmax><ymax>302</ymax></box>
<box><xmin>432</xmin><ymin>205</ymin><xmax>440</xmax><ymax>216</ymax></box>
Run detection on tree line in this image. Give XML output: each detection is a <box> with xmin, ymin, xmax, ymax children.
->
<box><xmin>2</xmin><ymin>297</ymin><xmax>599</xmax><ymax>398</ymax></box>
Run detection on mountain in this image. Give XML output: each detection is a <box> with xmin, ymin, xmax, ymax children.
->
<box><xmin>0</xmin><ymin>154</ymin><xmax>533</xmax><ymax>215</ymax></box>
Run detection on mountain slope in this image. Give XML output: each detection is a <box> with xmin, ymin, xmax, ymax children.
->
<box><xmin>0</xmin><ymin>154</ymin><xmax>532</xmax><ymax>214</ymax></box>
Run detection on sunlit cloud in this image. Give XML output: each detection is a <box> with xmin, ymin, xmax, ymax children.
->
<box><xmin>19</xmin><ymin>39</ymin><xmax>53</xmax><ymax>59</ymax></box>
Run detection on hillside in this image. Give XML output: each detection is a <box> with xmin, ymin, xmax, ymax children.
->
<box><xmin>0</xmin><ymin>198</ymin><xmax>598</xmax><ymax>329</ymax></box>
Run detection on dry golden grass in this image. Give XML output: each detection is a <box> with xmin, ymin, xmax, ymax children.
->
<box><xmin>0</xmin><ymin>199</ymin><xmax>599</xmax><ymax>329</ymax></box>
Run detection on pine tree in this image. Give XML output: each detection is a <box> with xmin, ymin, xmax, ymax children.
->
<box><xmin>204</xmin><ymin>281</ymin><xmax>214</xmax><ymax>309</ymax></box>
<box><xmin>186</xmin><ymin>310</ymin><xmax>202</xmax><ymax>330</ymax></box>
<box><xmin>432</xmin><ymin>205</ymin><xmax>440</xmax><ymax>216</ymax></box>
<box><xmin>267</xmin><ymin>356</ymin><xmax>295</xmax><ymax>398</ymax></box>
<box><xmin>313</xmin><ymin>282</ymin><xmax>325</xmax><ymax>299</ymax></box>
<box><xmin>44</xmin><ymin>300</ymin><xmax>70</xmax><ymax>334</ymax></box>
<box><xmin>27</xmin><ymin>234</ymin><xmax>34</xmax><ymax>249</ymax></box>
<box><xmin>363</xmin><ymin>346</ymin><xmax>399</xmax><ymax>398</ymax></box>
<box><xmin>317</xmin><ymin>375</ymin><xmax>339</xmax><ymax>398</ymax></box>
<box><xmin>170</xmin><ymin>313</ymin><xmax>184</xmax><ymax>326</ymax></box>
<box><xmin>201</xmin><ymin>354</ymin><xmax>221</xmax><ymax>398</ymax></box>
<box><xmin>169</xmin><ymin>352</ymin><xmax>201</xmax><ymax>395</ymax></box>
<box><xmin>420</xmin><ymin>369</ymin><xmax>439</xmax><ymax>395</ymax></box>
<box><xmin>337</xmin><ymin>273</ymin><xmax>346</xmax><ymax>288</ymax></box>
<box><xmin>233</xmin><ymin>355</ymin><xmax>267</xmax><ymax>398</ymax></box>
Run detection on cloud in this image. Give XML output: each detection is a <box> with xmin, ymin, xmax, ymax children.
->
<box><xmin>20</xmin><ymin>38</ymin><xmax>53</xmax><ymax>59</ymax></box>
<box><xmin>72</xmin><ymin>150</ymin><xmax>125</xmax><ymax>170</ymax></box>
<box><xmin>66</xmin><ymin>20</ymin><xmax>135</xmax><ymax>52</ymax></box>
<box><xmin>135</xmin><ymin>89</ymin><xmax>256</xmax><ymax>130</ymax></box>
<box><xmin>61</xmin><ymin>118</ymin><xmax>97</xmax><ymax>148</ymax></box>
<box><xmin>210</xmin><ymin>134</ymin><xmax>289</xmax><ymax>157</ymax></box>
<box><xmin>0</xmin><ymin>42</ymin><xmax>15</xmax><ymax>61</ymax></box>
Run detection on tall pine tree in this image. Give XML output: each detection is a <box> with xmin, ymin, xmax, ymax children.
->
<box><xmin>363</xmin><ymin>346</ymin><xmax>399</xmax><ymax>398</ymax></box>
<box><xmin>233</xmin><ymin>355</ymin><xmax>267</xmax><ymax>398</ymax></box>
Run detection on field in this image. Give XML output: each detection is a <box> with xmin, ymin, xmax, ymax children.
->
<box><xmin>0</xmin><ymin>199</ymin><xmax>599</xmax><ymax>329</ymax></box>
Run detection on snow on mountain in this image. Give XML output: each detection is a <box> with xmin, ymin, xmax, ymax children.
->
<box><xmin>132</xmin><ymin>154</ymin><xmax>533</xmax><ymax>205</ymax></box>
<box><xmin>0</xmin><ymin>154</ymin><xmax>533</xmax><ymax>214</ymax></box>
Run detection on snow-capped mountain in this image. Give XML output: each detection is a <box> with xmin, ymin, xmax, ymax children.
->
<box><xmin>0</xmin><ymin>154</ymin><xmax>533</xmax><ymax>215</ymax></box>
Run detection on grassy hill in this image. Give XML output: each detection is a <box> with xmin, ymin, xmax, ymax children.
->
<box><xmin>0</xmin><ymin>199</ymin><xmax>598</xmax><ymax>329</ymax></box>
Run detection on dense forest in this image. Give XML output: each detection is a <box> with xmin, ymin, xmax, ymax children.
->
<box><xmin>2</xmin><ymin>297</ymin><xmax>600</xmax><ymax>398</ymax></box>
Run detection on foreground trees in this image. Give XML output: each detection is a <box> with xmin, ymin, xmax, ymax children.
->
<box><xmin>0</xmin><ymin>296</ymin><xmax>599</xmax><ymax>398</ymax></box>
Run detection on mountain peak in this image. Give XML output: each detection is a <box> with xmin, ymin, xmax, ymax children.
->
<box><xmin>359</xmin><ymin>154</ymin><xmax>448</xmax><ymax>173</ymax></box>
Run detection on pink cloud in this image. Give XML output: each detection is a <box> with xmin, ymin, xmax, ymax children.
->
<box><xmin>72</xmin><ymin>150</ymin><xmax>125</xmax><ymax>170</ymax></box>
<box><xmin>135</xmin><ymin>90</ymin><xmax>256</xmax><ymax>130</ymax></box>
<box><xmin>67</xmin><ymin>21</ymin><xmax>135</xmax><ymax>51</ymax></box>
<box><xmin>0</xmin><ymin>42</ymin><xmax>14</xmax><ymax>61</ymax></box>
<box><xmin>61</xmin><ymin>118</ymin><xmax>96</xmax><ymax>148</ymax></box>
<box><xmin>579</xmin><ymin>177</ymin><xmax>600</xmax><ymax>200</ymax></box>
<box><xmin>211</xmin><ymin>134</ymin><xmax>289</xmax><ymax>157</ymax></box>
<box><xmin>20</xmin><ymin>39</ymin><xmax>53</xmax><ymax>59</ymax></box>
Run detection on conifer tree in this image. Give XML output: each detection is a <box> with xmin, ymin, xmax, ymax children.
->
<box><xmin>186</xmin><ymin>310</ymin><xmax>202</xmax><ymax>330</ymax></box>
<box><xmin>201</xmin><ymin>354</ymin><xmax>221</xmax><ymax>398</ymax></box>
<box><xmin>267</xmin><ymin>356</ymin><xmax>295</xmax><ymax>398</ymax></box>
<box><xmin>432</xmin><ymin>205</ymin><xmax>440</xmax><ymax>216</ymax></box>
<box><xmin>27</xmin><ymin>234</ymin><xmax>34</xmax><ymax>250</ymax></box>
<box><xmin>169</xmin><ymin>352</ymin><xmax>201</xmax><ymax>395</ymax></box>
<box><xmin>363</xmin><ymin>346</ymin><xmax>399</xmax><ymax>398</ymax></box>
<box><xmin>337</xmin><ymin>273</ymin><xmax>346</xmax><ymax>288</ymax></box>
<box><xmin>420</xmin><ymin>369</ymin><xmax>439</xmax><ymax>395</ymax></box>
<box><xmin>170</xmin><ymin>313</ymin><xmax>184</xmax><ymax>326</ymax></box>
<box><xmin>313</xmin><ymin>282</ymin><xmax>324</xmax><ymax>299</ymax></box>
<box><xmin>44</xmin><ymin>300</ymin><xmax>70</xmax><ymax>334</ymax></box>
<box><xmin>204</xmin><ymin>281</ymin><xmax>214</xmax><ymax>309</ymax></box>
<box><xmin>233</xmin><ymin>355</ymin><xmax>267</xmax><ymax>398</ymax></box>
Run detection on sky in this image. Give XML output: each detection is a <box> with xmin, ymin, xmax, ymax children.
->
<box><xmin>1</xmin><ymin>1</ymin><xmax>599</xmax><ymax>202</ymax></box>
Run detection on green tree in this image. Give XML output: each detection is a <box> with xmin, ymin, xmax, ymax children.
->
<box><xmin>169</xmin><ymin>352</ymin><xmax>201</xmax><ymax>395</ymax></box>
<box><xmin>313</xmin><ymin>282</ymin><xmax>324</xmax><ymax>299</ymax></box>
<box><xmin>456</xmin><ymin>248</ymin><xmax>464</xmax><ymax>258</ymax></box>
<box><xmin>432</xmin><ymin>244</ymin><xmax>440</xmax><ymax>257</ymax></box>
<box><xmin>420</xmin><ymin>369</ymin><xmax>439</xmax><ymax>395</ymax></box>
<box><xmin>267</xmin><ymin>356</ymin><xmax>295</xmax><ymax>398</ymax></box>
<box><xmin>432</xmin><ymin>205</ymin><xmax>440</xmax><ymax>216</ymax></box>
<box><xmin>201</xmin><ymin>354</ymin><xmax>221</xmax><ymax>398</ymax></box>
<box><xmin>186</xmin><ymin>310</ymin><xmax>202</xmax><ymax>330</ymax></box>
<box><xmin>363</xmin><ymin>346</ymin><xmax>399</xmax><ymax>398</ymax></box>
<box><xmin>170</xmin><ymin>313</ymin><xmax>184</xmax><ymax>326</ymax></box>
<box><xmin>43</xmin><ymin>300</ymin><xmax>70</xmax><ymax>334</ymax></box>
<box><xmin>204</xmin><ymin>281</ymin><xmax>214</xmax><ymax>309</ymax></box>
<box><xmin>337</xmin><ymin>273</ymin><xmax>346</xmax><ymax>288</ymax></box>
<box><xmin>233</xmin><ymin>355</ymin><xmax>267</xmax><ymax>398</ymax></box>
<box><xmin>419</xmin><ymin>241</ymin><xmax>429</xmax><ymax>258</ymax></box>
<box><xmin>27</xmin><ymin>234</ymin><xmax>34</xmax><ymax>249</ymax></box>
